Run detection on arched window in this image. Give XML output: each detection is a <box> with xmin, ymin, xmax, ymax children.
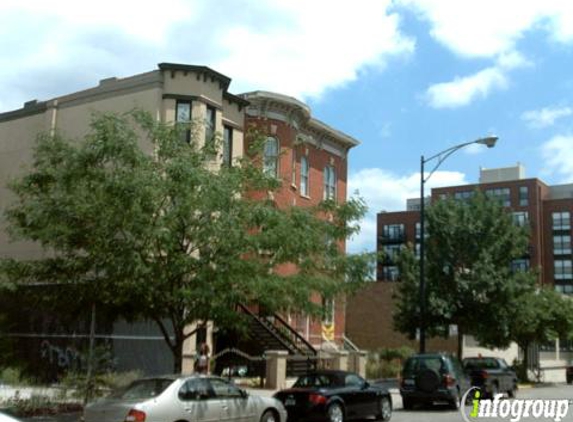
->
<box><xmin>263</xmin><ymin>137</ymin><xmax>279</xmax><ymax>177</ymax></box>
<box><xmin>323</xmin><ymin>165</ymin><xmax>336</xmax><ymax>200</ymax></box>
<box><xmin>300</xmin><ymin>156</ymin><xmax>309</xmax><ymax>196</ymax></box>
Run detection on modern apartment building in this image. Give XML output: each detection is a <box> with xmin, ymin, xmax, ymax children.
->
<box><xmin>0</xmin><ymin>64</ymin><xmax>359</xmax><ymax>376</ymax></box>
<box><xmin>347</xmin><ymin>164</ymin><xmax>573</xmax><ymax>379</ymax></box>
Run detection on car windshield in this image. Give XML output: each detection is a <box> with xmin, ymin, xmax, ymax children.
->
<box><xmin>293</xmin><ymin>374</ymin><xmax>337</xmax><ymax>388</ymax></box>
<box><xmin>463</xmin><ymin>358</ymin><xmax>499</xmax><ymax>370</ymax></box>
<box><xmin>110</xmin><ymin>378</ymin><xmax>174</xmax><ymax>400</ymax></box>
<box><xmin>403</xmin><ymin>357</ymin><xmax>445</xmax><ymax>375</ymax></box>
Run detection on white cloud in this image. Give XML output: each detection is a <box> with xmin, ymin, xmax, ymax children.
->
<box><xmin>396</xmin><ymin>1</ymin><xmax>571</xmax><ymax>108</ymax></box>
<box><xmin>541</xmin><ymin>135</ymin><xmax>573</xmax><ymax>183</ymax></box>
<box><xmin>424</xmin><ymin>50</ymin><xmax>533</xmax><ymax>109</ymax></box>
<box><xmin>0</xmin><ymin>0</ymin><xmax>414</xmax><ymax>112</ymax></box>
<box><xmin>522</xmin><ymin>106</ymin><xmax>573</xmax><ymax>128</ymax></box>
<box><xmin>347</xmin><ymin>168</ymin><xmax>467</xmax><ymax>253</ymax></box>
<box><xmin>426</xmin><ymin>67</ymin><xmax>507</xmax><ymax>109</ymax></box>
<box><xmin>395</xmin><ymin>0</ymin><xmax>573</xmax><ymax>58</ymax></box>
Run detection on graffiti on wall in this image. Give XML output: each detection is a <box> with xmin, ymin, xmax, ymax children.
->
<box><xmin>40</xmin><ymin>340</ymin><xmax>82</xmax><ymax>369</ymax></box>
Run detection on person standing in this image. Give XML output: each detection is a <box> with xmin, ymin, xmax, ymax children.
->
<box><xmin>194</xmin><ymin>343</ymin><xmax>210</xmax><ymax>374</ymax></box>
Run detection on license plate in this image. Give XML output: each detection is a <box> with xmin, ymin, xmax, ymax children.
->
<box><xmin>404</xmin><ymin>379</ymin><xmax>415</xmax><ymax>386</ymax></box>
<box><xmin>285</xmin><ymin>397</ymin><xmax>296</xmax><ymax>406</ymax></box>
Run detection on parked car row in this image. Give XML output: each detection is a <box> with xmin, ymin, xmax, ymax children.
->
<box><xmin>399</xmin><ymin>353</ymin><xmax>518</xmax><ymax>410</ymax></box>
<box><xmin>10</xmin><ymin>353</ymin><xmax>570</xmax><ymax>422</ymax></box>
<box><xmin>81</xmin><ymin>369</ymin><xmax>392</xmax><ymax>422</ymax></box>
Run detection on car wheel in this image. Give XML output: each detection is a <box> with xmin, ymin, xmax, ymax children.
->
<box><xmin>416</xmin><ymin>369</ymin><xmax>440</xmax><ymax>393</ymax></box>
<box><xmin>508</xmin><ymin>383</ymin><xmax>517</xmax><ymax>399</ymax></box>
<box><xmin>260</xmin><ymin>410</ymin><xmax>278</xmax><ymax>422</ymax></box>
<box><xmin>378</xmin><ymin>396</ymin><xmax>392</xmax><ymax>421</ymax></box>
<box><xmin>327</xmin><ymin>402</ymin><xmax>344</xmax><ymax>422</ymax></box>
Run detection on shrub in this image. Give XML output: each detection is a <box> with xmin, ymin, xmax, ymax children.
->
<box><xmin>0</xmin><ymin>367</ymin><xmax>35</xmax><ymax>386</ymax></box>
<box><xmin>2</xmin><ymin>393</ymin><xmax>82</xmax><ymax>417</ymax></box>
<box><xmin>366</xmin><ymin>346</ymin><xmax>414</xmax><ymax>379</ymax></box>
<box><xmin>60</xmin><ymin>370</ymin><xmax>143</xmax><ymax>399</ymax></box>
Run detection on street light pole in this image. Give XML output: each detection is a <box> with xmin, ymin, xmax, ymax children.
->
<box><xmin>419</xmin><ymin>154</ymin><xmax>426</xmax><ymax>353</ymax></box>
<box><xmin>418</xmin><ymin>136</ymin><xmax>497</xmax><ymax>354</ymax></box>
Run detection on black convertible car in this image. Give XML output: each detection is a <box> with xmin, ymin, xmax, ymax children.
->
<box><xmin>274</xmin><ymin>370</ymin><xmax>392</xmax><ymax>422</ymax></box>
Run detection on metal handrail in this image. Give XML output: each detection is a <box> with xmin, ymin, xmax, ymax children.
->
<box><xmin>269</xmin><ymin>313</ymin><xmax>317</xmax><ymax>356</ymax></box>
<box><xmin>238</xmin><ymin>304</ymin><xmax>297</xmax><ymax>354</ymax></box>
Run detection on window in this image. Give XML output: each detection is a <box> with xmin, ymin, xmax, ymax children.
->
<box><xmin>555</xmin><ymin>260</ymin><xmax>573</xmax><ymax>280</ymax></box>
<box><xmin>345</xmin><ymin>374</ymin><xmax>364</xmax><ymax>388</ymax></box>
<box><xmin>554</xmin><ymin>235</ymin><xmax>572</xmax><ymax>255</ymax></box>
<box><xmin>300</xmin><ymin>156</ymin><xmax>309</xmax><ymax>196</ymax></box>
<box><xmin>383</xmin><ymin>244</ymin><xmax>402</xmax><ymax>262</ymax></box>
<box><xmin>222</xmin><ymin>126</ymin><xmax>233</xmax><ymax>167</ymax></box>
<box><xmin>512</xmin><ymin>211</ymin><xmax>529</xmax><ymax>227</ymax></box>
<box><xmin>555</xmin><ymin>284</ymin><xmax>573</xmax><ymax>295</ymax></box>
<box><xmin>454</xmin><ymin>191</ymin><xmax>474</xmax><ymax>201</ymax></box>
<box><xmin>176</xmin><ymin>100</ymin><xmax>192</xmax><ymax>143</ymax></box>
<box><xmin>178</xmin><ymin>378</ymin><xmax>212</xmax><ymax>401</ymax></box>
<box><xmin>553</xmin><ymin>211</ymin><xmax>571</xmax><ymax>231</ymax></box>
<box><xmin>511</xmin><ymin>259</ymin><xmax>530</xmax><ymax>273</ymax></box>
<box><xmin>519</xmin><ymin>186</ymin><xmax>529</xmax><ymax>206</ymax></box>
<box><xmin>263</xmin><ymin>137</ymin><xmax>279</xmax><ymax>177</ymax></box>
<box><xmin>382</xmin><ymin>224</ymin><xmax>404</xmax><ymax>241</ymax></box>
<box><xmin>322</xmin><ymin>297</ymin><xmax>335</xmax><ymax>325</ymax></box>
<box><xmin>205</xmin><ymin>105</ymin><xmax>216</xmax><ymax>146</ymax></box>
<box><xmin>415</xmin><ymin>222</ymin><xmax>422</xmax><ymax>239</ymax></box>
<box><xmin>323</xmin><ymin>165</ymin><xmax>336</xmax><ymax>200</ymax></box>
<box><xmin>382</xmin><ymin>266</ymin><xmax>399</xmax><ymax>281</ymax></box>
<box><xmin>209</xmin><ymin>378</ymin><xmax>243</xmax><ymax>398</ymax></box>
<box><xmin>485</xmin><ymin>187</ymin><xmax>511</xmax><ymax>207</ymax></box>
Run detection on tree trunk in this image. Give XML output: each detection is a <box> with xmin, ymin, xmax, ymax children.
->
<box><xmin>520</xmin><ymin>342</ymin><xmax>530</xmax><ymax>382</ymax></box>
<box><xmin>172</xmin><ymin>339</ymin><xmax>183</xmax><ymax>374</ymax></box>
<box><xmin>457</xmin><ymin>326</ymin><xmax>464</xmax><ymax>359</ymax></box>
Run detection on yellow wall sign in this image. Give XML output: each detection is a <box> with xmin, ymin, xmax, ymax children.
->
<box><xmin>321</xmin><ymin>323</ymin><xmax>335</xmax><ymax>341</ymax></box>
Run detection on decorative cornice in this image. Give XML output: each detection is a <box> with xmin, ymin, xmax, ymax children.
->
<box><xmin>158</xmin><ymin>63</ymin><xmax>231</xmax><ymax>91</ymax></box>
<box><xmin>240</xmin><ymin>90</ymin><xmax>359</xmax><ymax>151</ymax></box>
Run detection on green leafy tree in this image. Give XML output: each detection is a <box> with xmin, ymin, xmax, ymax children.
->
<box><xmin>394</xmin><ymin>192</ymin><xmax>536</xmax><ymax>357</ymax></box>
<box><xmin>1</xmin><ymin>110</ymin><xmax>372</xmax><ymax>372</ymax></box>
<box><xmin>503</xmin><ymin>288</ymin><xmax>573</xmax><ymax>381</ymax></box>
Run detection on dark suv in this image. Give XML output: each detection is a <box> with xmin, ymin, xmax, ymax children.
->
<box><xmin>400</xmin><ymin>353</ymin><xmax>470</xmax><ymax>410</ymax></box>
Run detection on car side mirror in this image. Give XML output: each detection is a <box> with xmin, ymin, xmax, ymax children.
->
<box><xmin>362</xmin><ymin>381</ymin><xmax>370</xmax><ymax>389</ymax></box>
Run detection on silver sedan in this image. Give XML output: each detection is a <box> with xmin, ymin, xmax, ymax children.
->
<box><xmin>0</xmin><ymin>412</ymin><xmax>23</xmax><ymax>422</ymax></box>
<box><xmin>84</xmin><ymin>375</ymin><xmax>287</xmax><ymax>422</ymax></box>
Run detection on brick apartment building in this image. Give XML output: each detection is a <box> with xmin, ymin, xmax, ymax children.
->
<box><xmin>347</xmin><ymin>164</ymin><xmax>573</xmax><ymax>379</ymax></box>
<box><xmin>0</xmin><ymin>63</ymin><xmax>359</xmax><ymax>376</ymax></box>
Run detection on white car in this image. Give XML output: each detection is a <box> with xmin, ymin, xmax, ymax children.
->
<box><xmin>84</xmin><ymin>374</ymin><xmax>287</xmax><ymax>422</ymax></box>
<box><xmin>0</xmin><ymin>412</ymin><xmax>22</xmax><ymax>422</ymax></box>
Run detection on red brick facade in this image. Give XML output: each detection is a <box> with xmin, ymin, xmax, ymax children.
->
<box><xmin>241</xmin><ymin>91</ymin><xmax>357</xmax><ymax>349</ymax></box>
<box><xmin>347</xmin><ymin>168</ymin><xmax>573</xmax><ymax>351</ymax></box>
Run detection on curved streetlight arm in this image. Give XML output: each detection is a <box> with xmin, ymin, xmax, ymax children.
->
<box><xmin>422</xmin><ymin>137</ymin><xmax>497</xmax><ymax>184</ymax></box>
<box><xmin>417</xmin><ymin>135</ymin><xmax>497</xmax><ymax>354</ymax></box>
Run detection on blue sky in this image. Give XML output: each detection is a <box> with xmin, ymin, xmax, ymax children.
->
<box><xmin>2</xmin><ymin>0</ymin><xmax>573</xmax><ymax>253</ymax></box>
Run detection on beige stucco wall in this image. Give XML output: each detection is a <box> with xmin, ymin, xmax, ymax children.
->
<box><xmin>163</xmin><ymin>72</ymin><xmax>223</xmax><ymax>104</ymax></box>
<box><xmin>56</xmin><ymin>87</ymin><xmax>162</xmax><ymax>155</ymax></box>
<box><xmin>0</xmin><ymin>112</ymin><xmax>50</xmax><ymax>259</ymax></box>
<box><xmin>0</xmin><ymin>66</ymin><xmax>246</xmax><ymax>265</ymax></box>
